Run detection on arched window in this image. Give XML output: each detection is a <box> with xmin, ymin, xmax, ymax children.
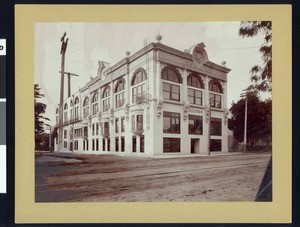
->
<box><xmin>56</xmin><ymin>108</ymin><xmax>59</xmax><ymax>125</ymax></box>
<box><xmin>187</xmin><ymin>73</ymin><xmax>204</xmax><ymax>88</ymax></box>
<box><xmin>161</xmin><ymin>66</ymin><xmax>182</xmax><ymax>101</ymax></box>
<box><xmin>64</xmin><ymin>103</ymin><xmax>68</xmax><ymax>110</ymax></box>
<box><xmin>74</xmin><ymin>97</ymin><xmax>79</xmax><ymax>104</ymax></box>
<box><xmin>115</xmin><ymin>78</ymin><xmax>125</xmax><ymax>108</ymax></box>
<box><xmin>187</xmin><ymin>73</ymin><xmax>204</xmax><ymax>105</ymax></box>
<box><xmin>209</xmin><ymin>79</ymin><xmax>223</xmax><ymax>93</ymax></box>
<box><xmin>131</xmin><ymin>68</ymin><xmax>147</xmax><ymax>103</ymax></box>
<box><xmin>209</xmin><ymin>79</ymin><xmax>223</xmax><ymax>109</ymax></box>
<box><xmin>131</xmin><ymin>68</ymin><xmax>147</xmax><ymax>86</ymax></box>
<box><xmin>83</xmin><ymin>97</ymin><xmax>89</xmax><ymax>118</ymax></box>
<box><xmin>92</xmin><ymin>92</ymin><xmax>99</xmax><ymax>115</ymax></box>
<box><xmin>102</xmin><ymin>86</ymin><xmax>110</xmax><ymax>112</ymax></box>
<box><xmin>161</xmin><ymin>65</ymin><xmax>182</xmax><ymax>83</ymax></box>
<box><xmin>74</xmin><ymin>97</ymin><xmax>80</xmax><ymax>121</ymax></box>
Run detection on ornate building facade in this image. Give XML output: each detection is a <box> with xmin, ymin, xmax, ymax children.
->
<box><xmin>54</xmin><ymin>38</ymin><xmax>231</xmax><ymax>156</ymax></box>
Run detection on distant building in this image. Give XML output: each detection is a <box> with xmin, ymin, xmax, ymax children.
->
<box><xmin>54</xmin><ymin>36</ymin><xmax>231</xmax><ymax>156</ymax></box>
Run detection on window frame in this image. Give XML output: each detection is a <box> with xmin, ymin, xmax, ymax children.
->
<box><xmin>163</xmin><ymin>111</ymin><xmax>181</xmax><ymax>134</ymax></box>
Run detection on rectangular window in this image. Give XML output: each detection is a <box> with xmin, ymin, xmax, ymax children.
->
<box><xmin>103</xmin><ymin>98</ymin><xmax>110</xmax><ymax>112</ymax></box>
<box><xmin>132</xmin><ymin>136</ymin><xmax>136</xmax><ymax>153</ymax></box>
<box><xmin>210</xmin><ymin>139</ymin><xmax>222</xmax><ymax>151</ymax></box>
<box><xmin>70</xmin><ymin>109</ymin><xmax>73</xmax><ymax>120</ymax></box>
<box><xmin>64</xmin><ymin>141</ymin><xmax>68</xmax><ymax>148</ymax></box>
<box><xmin>104</xmin><ymin>122</ymin><xmax>109</xmax><ymax>134</ymax></box>
<box><xmin>131</xmin><ymin>115</ymin><xmax>135</xmax><ymax>131</ymax></box>
<box><xmin>137</xmin><ymin>115</ymin><xmax>143</xmax><ymax>130</ymax></box>
<box><xmin>74</xmin><ymin>140</ymin><xmax>78</xmax><ymax>150</ymax></box>
<box><xmin>92</xmin><ymin>103</ymin><xmax>98</xmax><ymax>115</ymax></box>
<box><xmin>84</xmin><ymin>127</ymin><xmax>88</xmax><ymax>137</ymax></box>
<box><xmin>64</xmin><ymin>129</ymin><xmax>67</xmax><ymax>139</ymax></box>
<box><xmin>96</xmin><ymin>139</ymin><xmax>99</xmax><ymax>151</ymax></box>
<box><xmin>86</xmin><ymin>140</ymin><xmax>89</xmax><ymax>150</ymax></box>
<box><xmin>121</xmin><ymin>136</ymin><xmax>125</xmax><ymax>152</ymax></box>
<box><xmin>132</xmin><ymin>84</ymin><xmax>145</xmax><ymax>103</ymax></box>
<box><xmin>140</xmin><ymin>135</ymin><xmax>144</xmax><ymax>153</ymax></box>
<box><xmin>163</xmin><ymin>138</ymin><xmax>180</xmax><ymax>153</ymax></box>
<box><xmin>92</xmin><ymin>139</ymin><xmax>95</xmax><ymax>151</ymax></box>
<box><xmin>75</xmin><ymin>106</ymin><xmax>79</xmax><ymax>120</ymax></box>
<box><xmin>83</xmin><ymin>140</ymin><xmax>85</xmax><ymax>151</ymax></box>
<box><xmin>96</xmin><ymin>123</ymin><xmax>99</xmax><ymax>135</ymax></box>
<box><xmin>83</xmin><ymin>107</ymin><xmax>89</xmax><ymax>118</ymax></box>
<box><xmin>163</xmin><ymin>82</ymin><xmax>180</xmax><ymax>101</ymax></box>
<box><xmin>188</xmin><ymin>88</ymin><xmax>202</xmax><ymax>105</ymax></box>
<box><xmin>115</xmin><ymin>118</ymin><xmax>119</xmax><ymax>133</ymax></box>
<box><xmin>92</xmin><ymin>124</ymin><xmax>95</xmax><ymax>136</ymax></box>
<box><xmin>115</xmin><ymin>137</ymin><xmax>119</xmax><ymax>152</ymax></box>
<box><xmin>115</xmin><ymin>92</ymin><xmax>125</xmax><ymax>108</ymax></box>
<box><xmin>163</xmin><ymin>112</ymin><xmax>180</xmax><ymax>134</ymax></box>
<box><xmin>64</xmin><ymin>111</ymin><xmax>68</xmax><ymax>123</ymax></box>
<box><xmin>121</xmin><ymin>117</ymin><xmax>125</xmax><ymax>132</ymax></box>
<box><xmin>188</xmin><ymin>115</ymin><xmax>203</xmax><ymax>135</ymax></box>
<box><xmin>107</xmin><ymin>138</ymin><xmax>110</xmax><ymax>151</ymax></box>
<box><xmin>209</xmin><ymin>93</ymin><xmax>222</xmax><ymax>109</ymax></box>
<box><xmin>102</xmin><ymin>139</ymin><xmax>106</xmax><ymax>151</ymax></box>
<box><xmin>210</xmin><ymin>118</ymin><xmax>222</xmax><ymax>136</ymax></box>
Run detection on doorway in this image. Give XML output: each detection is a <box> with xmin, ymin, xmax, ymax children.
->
<box><xmin>191</xmin><ymin>138</ymin><xmax>200</xmax><ymax>154</ymax></box>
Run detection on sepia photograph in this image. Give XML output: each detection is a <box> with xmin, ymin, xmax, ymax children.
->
<box><xmin>34</xmin><ymin>21</ymin><xmax>272</xmax><ymax>202</ymax></box>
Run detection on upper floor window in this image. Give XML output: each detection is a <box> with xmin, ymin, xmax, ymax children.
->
<box><xmin>209</xmin><ymin>79</ymin><xmax>223</xmax><ymax>93</ymax></box>
<box><xmin>209</xmin><ymin>79</ymin><xmax>223</xmax><ymax>109</ymax></box>
<box><xmin>92</xmin><ymin>92</ymin><xmax>99</xmax><ymax>115</ymax></box>
<box><xmin>102</xmin><ymin>86</ymin><xmax>110</xmax><ymax>112</ymax></box>
<box><xmin>83</xmin><ymin>97</ymin><xmax>89</xmax><ymax>118</ymax></box>
<box><xmin>74</xmin><ymin>97</ymin><xmax>79</xmax><ymax>105</ymax></box>
<box><xmin>115</xmin><ymin>79</ymin><xmax>125</xmax><ymax>108</ymax></box>
<box><xmin>64</xmin><ymin>103</ymin><xmax>68</xmax><ymax>110</ymax></box>
<box><xmin>131</xmin><ymin>68</ymin><xmax>147</xmax><ymax>103</ymax></box>
<box><xmin>187</xmin><ymin>73</ymin><xmax>204</xmax><ymax>105</ymax></box>
<box><xmin>131</xmin><ymin>115</ymin><xmax>143</xmax><ymax>131</ymax></box>
<box><xmin>161</xmin><ymin>66</ymin><xmax>182</xmax><ymax>102</ymax></box>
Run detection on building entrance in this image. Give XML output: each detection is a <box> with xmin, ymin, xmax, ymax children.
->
<box><xmin>191</xmin><ymin>138</ymin><xmax>200</xmax><ymax>154</ymax></box>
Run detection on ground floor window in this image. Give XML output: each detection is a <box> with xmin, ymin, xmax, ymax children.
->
<box><xmin>83</xmin><ymin>140</ymin><xmax>85</xmax><ymax>150</ymax></box>
<box><xmin>163</xmin><ymin>138</ymin><xmax>180</xmax><ymax>153</ymax></box>
<box><xmin>74</xmin><ymin>140</ymin><xmax>78</xmax><ymax>150</ymax></box>
<box><xmin>107</xmin><ymin>138</ymin><xmax>110</xmax><ymax>151</ymax></box>
<box><xmin>140</xmin><ymin>136</ymin><xmax>144</xmax><ymax>153</ymax></box>
<box><xmin>210</xmin><ymin>139</ymin><xmax>222</xmax><ymax>151</ymax></box>
<box><xmin>96</xmin><ymin>139</ymin><xmax>99</xmax><ymax>151</ymax></box>
<box><xmin>115</xmin><ymin>137</ymin><xmax>119</xmax><ymax>152</ymax></box>
<box><xmin>64</xmin><ymin>141</ymin><xmax>67</xmax><ymax>148</ymax></box>
<box><xmin>132</xmin><ymin>136</ymin><xmax>136</xmax><ymax>152</ymax></box>
<box><xmin>87</xmin><ymin>139</ymin><xmax>89</xmax><ymax>150</ymax></box>
<box><xmin>102</xmin><ymin>139</ymin><xmax>105</xmax><ymax>151</ymax></box>
<box><xmin>121</xmin><ymin>136</ymin><xmax>125</xmax><ymax>152</ymax></box>
<box><xmin>210</xmin><ymin>118</ymin><xmax>222</xmax><ymax>136</ymax></box>
<box><xmin>92</xmin><ymin>139</ymin><xmax>95</xmax><ymax>151</ymax></box>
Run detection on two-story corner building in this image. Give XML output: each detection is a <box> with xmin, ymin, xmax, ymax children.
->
<box><xmin>54</xmin><ymin>37</ymin><xmax>231</xmax><ymax>156</ymax></box>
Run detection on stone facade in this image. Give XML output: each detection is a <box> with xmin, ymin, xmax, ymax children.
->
<box><xmin>54</xmin><ymin>41</ymin><xmax>231</xmax><ymax>156</ymax></box>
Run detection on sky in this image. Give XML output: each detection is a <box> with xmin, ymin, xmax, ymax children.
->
<box><xmin>34</xmin><ymin>22</ymin><xmax>268</xmax><ymax>126</ymax></box>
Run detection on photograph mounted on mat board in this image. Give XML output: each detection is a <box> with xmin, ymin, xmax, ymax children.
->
<box><xmin>16</xmin><ymin>5</ymin><xmax>291</xmax><ymax>223</ymax></box>
<box><xmin>34</xmin><ymin>21</ymin><xmax>271</xmax><ymax>203</ymax></box>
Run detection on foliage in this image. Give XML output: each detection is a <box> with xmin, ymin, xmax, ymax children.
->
<box><xmin>228</xmin><ymin>92</ymin><xmax>272</xmax><ymax>146</ymax></box>
<box><xmin>35</xmin><ymin>84</ymin><xmax>50</xmax><ymax>149</ymax></box>
<box><xmin>239</xmin><ymin>21</ymin><xmax>272</xmax><ymax>92</ymax></box>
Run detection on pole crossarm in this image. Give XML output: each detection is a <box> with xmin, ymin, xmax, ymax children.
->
<box><xmin>59</xmin><ymin>71</ymin><xmax>79</xmax><ymax>77</ymax></box>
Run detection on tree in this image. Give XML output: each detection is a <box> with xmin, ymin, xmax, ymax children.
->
<box><xmin>228</xmin><ymin>92</ymin><xmax>272</xmax><ymax>147</ymax></box>
<box><xmin>239</xmin><ymin>21</ymin><xmax>272</xmax><ymax>92</ymax></box>
<box><xmin>35</xmin><ymin>84</ymin><xmax>50</xmax><ymax>149</ymax></box>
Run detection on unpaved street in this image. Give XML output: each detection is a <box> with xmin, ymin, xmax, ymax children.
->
<box><xmin>35</xmin><ymin>152</ymin><xmax>271</xmax><ymax>202</ymax></box>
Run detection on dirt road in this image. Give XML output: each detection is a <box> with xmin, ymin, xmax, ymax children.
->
<box><xmin>35</xmin><ymin>152</ymin><xmax>271</xmax><ymax>202</ymax></box>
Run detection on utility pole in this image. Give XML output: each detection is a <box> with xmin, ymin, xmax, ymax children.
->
<box><xmin>49</xmin><ymin>125</ymin><xmax>52</xmax><ymax>152</ymax></box>
<box><xmin>240</xmin><ymin>89</ymin><xmax>248</xmax><ymax>152</ymax></box>
<box><xmin>59</xmin><ymin>32</ymin><xmax>68</xmax><ymax>148</ymax></box>
<box><xmin>59</xmin><ymin>71</ymin><xmax>79</xmax><ymax>98</ymax></box>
